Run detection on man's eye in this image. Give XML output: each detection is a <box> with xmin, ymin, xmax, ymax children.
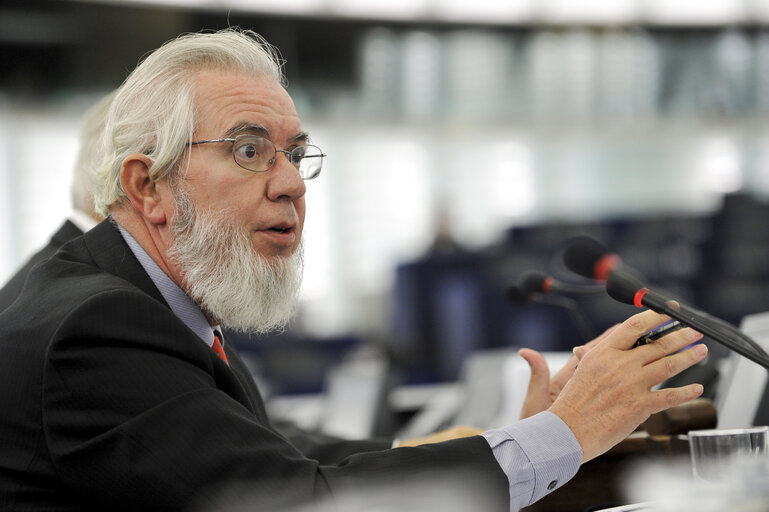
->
<box><xmin>236</xmin><ymin>143</ymin><xmax>259</xmax><ymax>161</ymax></box>
<box><xmin>290</xmin><ymin>146</ymin><xmax>306</xmax><ymax>163</ymax></box>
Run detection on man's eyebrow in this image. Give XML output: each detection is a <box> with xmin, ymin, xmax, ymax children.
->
<box><xmin>225</xmin><ymin>123</ymin><xmax>270</xmax><ymax>138</ymax></box>
<box><xmin>225</xmin><ymin>124</ymin><xmax>310</xmax><ymax>145</ymax></box>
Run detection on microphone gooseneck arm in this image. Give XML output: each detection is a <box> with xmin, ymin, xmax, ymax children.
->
<box><xmin>564</xmin><ymin>235</ymin><xmax>769</xmax><ymax>370</ymax></box>
<box><xmin>507</xmin><ymin>270</ymin><xmax>599</xmax><ymax>342</ymax></box>
<box><xmin>607</xmin><ymin>270</ymin><xmax>769</xmax><ymax>370</ymax></box>
<box><xmin>536</xmin><ymin>294</ymin><xmax>596</xmax><ymax>343</ymax></box>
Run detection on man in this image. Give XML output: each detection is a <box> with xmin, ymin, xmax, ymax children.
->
<box><xmin>0</xmin><ymin>85</ymin><xmax>460</xmax><ymax>464</ymax></box>
<box><xmin>0</xmin><ymin>92</ymin><xmax>109</xmax><ymax>311</ymax></box>
<box><xmin>0</xmin><ymin>29</ymin><xmax>707</xmax><ymax>511</ymax></box>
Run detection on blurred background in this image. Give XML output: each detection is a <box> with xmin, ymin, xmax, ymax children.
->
<box><xmin>3</xmin><ymin>0</ymin><xmax>769</xmax><ymax>435</ymax></box>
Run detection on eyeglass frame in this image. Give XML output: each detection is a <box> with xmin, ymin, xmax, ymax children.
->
<box><xmin>186</xmin><ymin>135</ymin><xmax>326</xmax><ymax>180</ymax></box>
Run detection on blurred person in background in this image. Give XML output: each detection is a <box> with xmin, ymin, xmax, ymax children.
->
<box><xmin>0</xmin><ymin>91</ymin><xmax>111</xmax><ymax>311</ymax></box>
<box><xmin>0</xmin><ymin>28</ymin><xmax>708</xmax><ymax>512</ymax></box>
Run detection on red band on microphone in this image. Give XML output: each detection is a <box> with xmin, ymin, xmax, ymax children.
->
<box><xmin>594</xmin><ymin>255</ymin><xmax>620</xmax><ymax>281</ymax></box>
<box><xmin>543</xmin><ymin>277</ymin><xmax>553</xmax><ymax>294</ymax></box>
<box><xmin>634</xmin><ymin>288</ymin><xmax>648</xmax><ymax>308</ymax></box>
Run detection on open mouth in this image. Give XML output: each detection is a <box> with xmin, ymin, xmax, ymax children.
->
<box><xmin>269</xmin><ymin>227</ymin><xmax>291</xmax><ymax>234</ymax></box>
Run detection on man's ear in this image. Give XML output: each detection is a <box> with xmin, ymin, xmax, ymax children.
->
<box><xmin>120</xmin><ymin>154</ymin><xmax>168</xmax><ymax>225</ymax></box>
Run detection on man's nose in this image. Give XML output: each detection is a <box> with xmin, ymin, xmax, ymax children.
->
<box><xmin>266</xmin><ymin>151</ymin><xmax>306</xmax><ymax>202</ymax></box>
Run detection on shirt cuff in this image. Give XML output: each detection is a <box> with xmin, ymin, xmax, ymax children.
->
<box><xmin>482</xmin><ymin>411</ymin><xmax>582</xmax><ymax>511</ymax></box>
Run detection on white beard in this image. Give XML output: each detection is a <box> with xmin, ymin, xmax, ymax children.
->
<box><xmin>167</xmin><ymin>182</ymin><xmax>303</xmax><ymax>334</ymax></box>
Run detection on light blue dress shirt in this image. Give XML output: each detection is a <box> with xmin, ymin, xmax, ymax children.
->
<box><xmin>117</xmin><ymin>224</ymin><xmax>220</xmax><ymax>348</ymax></box>
<box><xmin>116</xmin><ymin>222</ymin><xmax>582</xmax><ymax>511</ymax></box>
<box><xmin>483</xmin><ymin>412</ymin><xmax>582</xmax><ymax>510</ymax></box>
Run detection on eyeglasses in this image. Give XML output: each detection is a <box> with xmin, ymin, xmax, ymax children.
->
<box><xmin>187</xmin><ymin>134</ymin><xmax>325</xmax><ymax>180</ymax></box>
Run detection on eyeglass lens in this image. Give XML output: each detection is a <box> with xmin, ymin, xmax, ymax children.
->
<box><xmin>232</xmin><ymin>135</ymin><xmax>322</xmax><ymax>179</ymax></box>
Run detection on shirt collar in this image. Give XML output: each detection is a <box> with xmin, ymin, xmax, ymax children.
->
<box><xmin>116</xmin><ymin>223</ymin><xmax>221</xmax><ymax>348</ymax></box>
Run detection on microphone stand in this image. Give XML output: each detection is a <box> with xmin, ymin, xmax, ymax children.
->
<box><xmin>535</xmin><ymin>294</ymin><xmax>596</xmax><ymax>343</ymax></box>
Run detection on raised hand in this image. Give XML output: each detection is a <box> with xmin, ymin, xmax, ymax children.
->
<box><xmin>548</xmin><ymin>309</ymin><xmax>707</xmax><ymax>463</ymax></box>
<box><xmin>518</xmin><ymin>326</ymin><xmax>614</xmax><ymax>419</ymax></box>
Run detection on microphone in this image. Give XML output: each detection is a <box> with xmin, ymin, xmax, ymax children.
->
<box><xmin>564</xmin><ymin>237</ymin><xmax>769</xmax><ymax>369</ymax></box>
<box><xmin>506</xmin><ymin>270</ymin><xmax>599</xmax><ymax>341</ymax></box>
<box><xmin>520</xmin><ymin>270</ymin><xmax>606</xmax><ymax>296</ymax></box>
<box><xmin>563</xmin><ymin>236</ymin><xmax>623</xmax><ymax>281</ymax></box>
<box><xmin>506</xmin><ymin>270</ymin><xmax>605</xmax><ymax>303</ymax></box>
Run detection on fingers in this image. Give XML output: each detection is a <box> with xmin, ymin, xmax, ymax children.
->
<box><xmin>573</xmin><ymin>345</ymin><xmax>588</xmax><ymax>360</ymax></box>
<box><xmin>605</xmin><ymin>309</ymin><xmax>675</xmax><ymax>350</ymax></box>
<box><xmin>648</xmin><ymin>383</ymin><xmax>705</xmax><ymax>415</ymax></box>
<box><xmin>518</xmin><ymin>348</ymin><xmax>551</xmax><ymax>420</ymax></box>
<box><xmin>519</xmin><ymin>348</ymin><xmax>549</xmax><ymax>383</ymax></box>
<box><xmin>636</xmin><ymin>324</ymin><xmax>704</xmax><ymax>366</ymax></box>
<box><xmin>642</xmin><ymin>342</ymin><xmax>708</xmax><ymax>388</ymax></box>
<box><xmin>571</xmin><ymin>324</ymin><xmax>618</xmax><ymax>360</ymax></box>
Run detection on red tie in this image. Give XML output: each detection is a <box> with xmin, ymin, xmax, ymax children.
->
<box><xmin>212</xmin><ymin>333</ymin><xmax>229</xmax><ymax>366</ymax></box>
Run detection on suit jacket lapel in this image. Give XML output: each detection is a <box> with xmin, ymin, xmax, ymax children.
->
<box><xmin>82</xmin><ymin>220</ymin><xmax>270</xmax><ymax>418</ymax></box>
<box><xmin>219</xmin><ymin>332</ymin><xmax>271</xmax><ymax>422</ymax></box>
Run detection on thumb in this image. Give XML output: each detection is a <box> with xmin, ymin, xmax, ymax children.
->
<box><xmin>518</xmin><ymin>348</ymin><xmax>551</xmax><ymax>420</ymax></box>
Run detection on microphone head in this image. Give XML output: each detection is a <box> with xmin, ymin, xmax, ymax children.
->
<box><xmin>506</xmin><ymin>270</ymin><xmax>552</xmax><ymax>303</ymax></box>
<box><xmin>563</xmin><ymin>236</ymin><xmax>620</xmax><ymax>281</ymax></box>
<box><xmin>606</xmin><ymin>271</ymin><xmax>646</xmax><ymax>306</ymax></box>
<box><xmin>520</xmin><ymin>270</ymin><xmax>551</xmax><ymax>295</ymax></box>
<box><xmin>505</xmin><ymin>284</ymin><xmax>529</xmax><ymax>304</ymax></box>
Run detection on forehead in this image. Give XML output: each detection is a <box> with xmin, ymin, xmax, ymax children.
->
<box><xmin>192</xmin><ymin>70</ymin><xmax>302</xmax><ymax>141</ymax></box>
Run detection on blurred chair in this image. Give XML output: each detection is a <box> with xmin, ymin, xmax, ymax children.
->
<box><xmin>493</xmin><ymin>351</ymin><xmax>572</xmax><ymax>428</ymax></box>
<box><xmin>396</xmin><ymin>348</ymin><xmax>572</xmax><ymax>438</ymax></box>
<box><xmin>318</xmin><ymin>354</ymin><xmax>393</xmax><ymax>439</ymax></box>
<box><xmin>716</xmin><ymin>310</ymin><xmax>769</xmax><ymax>429</ymax></box>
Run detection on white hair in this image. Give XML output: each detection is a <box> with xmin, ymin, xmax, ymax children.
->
<box><xmin>91</xmin><ymin>28</ymin><xmax>285</xmax><ymax>216</ymax></box>
<box><xmin>167</xmin><ymin>179</ymin><xmax>303</xmax><ymax>333</ymax></box>
<box><xmin>70</xmin><ymin>90</ymin><xmax>114</xmax><ymax>217</ymax></box>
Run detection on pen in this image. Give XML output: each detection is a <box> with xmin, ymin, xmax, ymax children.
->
<box><xmin>633</xmin><ymin>320</ymin><xmax>685</xmax><ymax>348</ymax></box>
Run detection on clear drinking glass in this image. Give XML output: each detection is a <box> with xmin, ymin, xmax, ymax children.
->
<box><xmin>688</xmin><ymin>426</ymin><xmax>769</xmax><ymax>481</ymax></box>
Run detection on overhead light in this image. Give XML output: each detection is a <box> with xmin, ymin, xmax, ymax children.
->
<box><xmin>643</xmin><ymin>0</ymin><xmax>748</xmax><ymax>25</ymax></box>
<box><xmin>80</xmin><ymin>0</ymin><xmax>326</xmax><ymax>14</ymax></box>
<box><xmin>748</xmin><ymin>0</ymin><xmax>769</xmax><ymax>21</ymax></box>
<box><xmin>84</xmin><ymin>0</ymin><xmax>212</xmax><ymax>7</ymax></box>
<box><xmin>537</xmin><ymin>0</ymin><xmax>639</xmax><ymax>25</ymax></box>
<box><xmin>225</xmin><ymin>0</ymin><xmax>325</xmax><ymax>14</ymax></box>
<box><xmin>700</xmin><ymin>137</ymin><xmax>743</xmax><ymax>194</ymax></box>
<box><xmin>492</xmin><ymin>142</ymin><xmax>536</xmax><ymax>218</ymax></box>
<box><xmin>436</xmin><ymin>0</ymin><xmax>535</xmax><ymax>24</ymax></box>
<box><xmin>72</xmin><ymin>0</ymin><xmax>762</xmax><ymax>24</ymax></box>
<box><xmin>328</xmin><ymin>0</ymin><xmax>428</xmax><ymax>20</ymax></box>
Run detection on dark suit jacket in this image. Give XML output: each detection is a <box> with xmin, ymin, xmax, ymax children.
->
<box><xmin>0</xmin><ymin>218</ymin><xmax>441</xmax><ymax>463</ymax></box>
<box><xmin>0</xmin><ymin>220</ymin><xmax>507</xmax><ymax>511</ymax></box>
<box><xmin>0</xmin><ymin>219</ymin><xmax>84</xmax><ymax>312</ymax></box>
